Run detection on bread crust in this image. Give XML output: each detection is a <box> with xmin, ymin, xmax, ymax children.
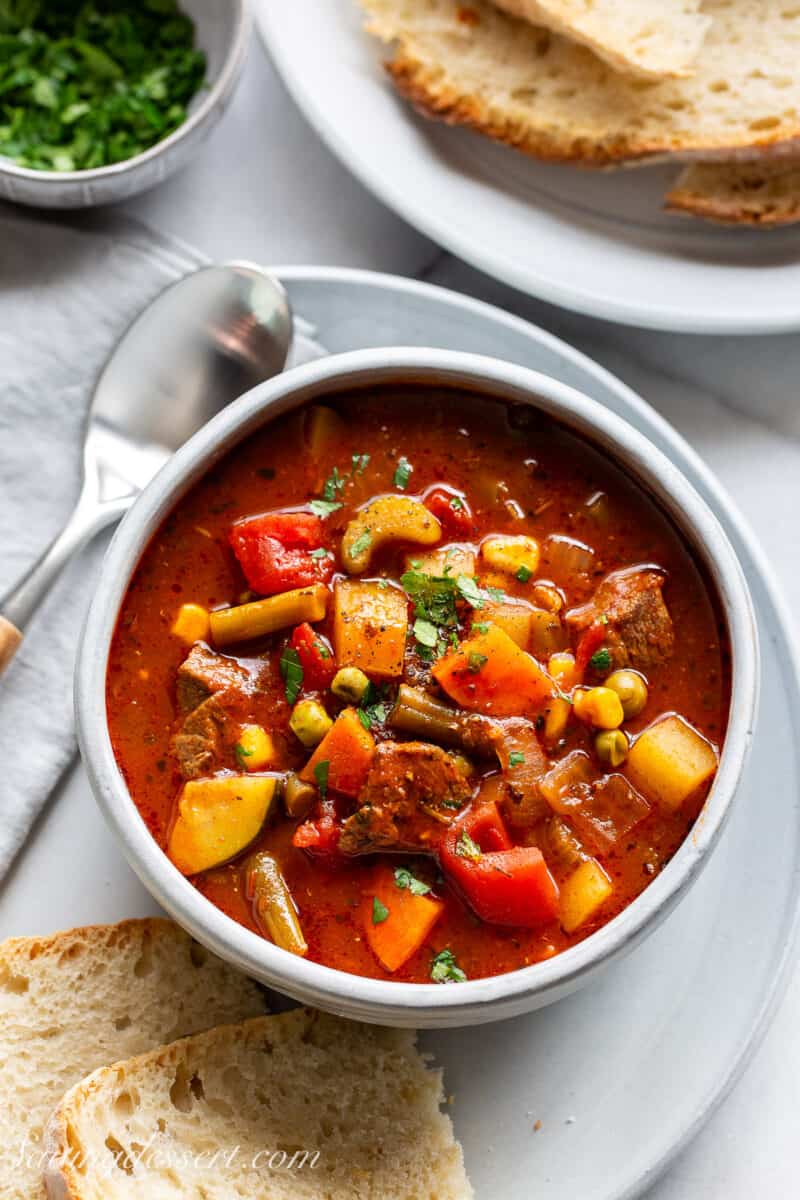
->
<box><xmin>386</xmin><ymin>53</ymin><xmax>800</xmax><ymax>168</ymax></box>
<box><xmin>665</xmin><ymin>166</ymin><xmax>800</xmax><ymax>226</ymax></box>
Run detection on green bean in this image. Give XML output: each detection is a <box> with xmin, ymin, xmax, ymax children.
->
<box><xmin>245</xmin><ymin>852</ymin><xmax>307</xmax><ymax>957</ymax></box>
<box><xmin>283</xmin><ymin>773</ymin><xmax>316</xmax><ymax>819</ymax></box>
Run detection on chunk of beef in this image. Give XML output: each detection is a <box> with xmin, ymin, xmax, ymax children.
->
<box><xmin>172</xmin><ymin>692</ymin><xmax>237</xmax><ymax>779</ymax></box>
<box><xmin>339</xmin><ymin>742</ymin><xmax>473</xmax><ymax>855</ymax></box>
<box><xmin>176</xmin><ymin>643</ymin><xmax>252</xmax><ymax>713</ymax></box>
<box><xmin>566</xmin><ymin>566</ymin><xmax>674</xmax><ymax>670</ymax></box>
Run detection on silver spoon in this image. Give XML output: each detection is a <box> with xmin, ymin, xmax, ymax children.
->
<box><xmin>0</xmin><ymin>262</ymin><xmax>293</xmax><ymax>675</ymax></box>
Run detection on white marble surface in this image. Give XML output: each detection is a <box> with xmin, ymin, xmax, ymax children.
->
<box><xmin>2</xmin><ymin>35</ymin><xmax>799</xmax><ymax>1199</ymax></box>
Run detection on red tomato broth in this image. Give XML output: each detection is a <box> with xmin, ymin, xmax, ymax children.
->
<box><xmin>106</xmin><ymin>388</ymin><xmax>731</xmax><ymax>984</ymax></box>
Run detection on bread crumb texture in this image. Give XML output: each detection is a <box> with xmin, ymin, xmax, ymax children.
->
<box><xmin>45</xmin><ymin>1009</ymin><xmax>472</xmax><ymax>1199</ymax></box>
<box><xmin>0</xmin><ymin>919</ymin><xmax>266</xmax><ymax>1200</ymax></box>
<box><xmin>361</xmin><ymin>0</ymin><xmax>800</xmax><ymax>164</ymax></box>
<box><xmin>492</xmin><ymin>0</ymin><xmax>709</xmax><ymax>79</ymax></box>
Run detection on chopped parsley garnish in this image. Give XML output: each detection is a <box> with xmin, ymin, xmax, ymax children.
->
<box><xmin>474</xmin><ymin>621</ymin><xmax>490</xmax><ymax>635</ymax></box>
<box><xmin>393</xmin><ymin>456</ymin><xmax>413</xmax><ymax>490</ymax></box>
<box><xmin>322</xmin><ymin>466</ymin><xmax>345</xmax><ymax>502</ymax></box>
<box><xmin>279</xmin><ymin>646</ymin><xmax>303</xmax><ymax>705</ymax></box>
<box><xmin>372</xmin><ymin>897</ymin><xmax>390</xmax><ymax>925</ymax></box>
<box><xmin>455</xmin><ymin>574</ymin><xmax>484</xmax><ymax>609</ymax></box>
<box><xmin>486</xmin><ymin>585</ymin><xmax>506</xmax><ymax>602</ymax></box>
<box><xmin>234</xmin><ymin>742</ymin><xmax>253</xmax><ymax>768</ymax></box>
<box><xmin>0</xmin><ymin>1</ymin><xmax>206</xmax><ymax>174</ymax></box>
<box><xmin>431</xmin><ymin>948</ymin><xmax>467</xmax><ymax>984</ymax></box>
<box><xmin>467</xmin><ymin>652</ymin><xmax>488</xmax><ymax>674</ymax></box>
<box><xmin>413</xmin><ymin>617</ymin><xmax>440</xmax><ymax>649</ymax></box>
<box><xmin>309</xmin><ymin>546</ymin><xmax>333</xmax><ymax>561</ymax></box>
<box><xmin>313</xmin><ymin>760</ymin><xmax>329</xmax><ymax>801</ymax></box>
<box><xmin>394</xmin><ymin>868</ymin><xmax>431</xmax><ymax>896</ymax></box>
<box><xmin>515</xmin><ymin>565</ymin><xmax>533</xmax><ymax>583</ymax></box>
<box><xmin>508</xmin><ymin>751</ymin><xmax>526</xmax><ymax>767</ymax></box>
<box><xmin>352</xmin><ymin>453</ymin><xmax>370</xmax><ymax>474</ymax></box>
<box><xmin>450</xmin><ymin>496</ymin><xmax>465</xmax><ymax>512</ymax></box>
<box><xmin>599</xmin><ymin>613</ymin><xmax>609</xmax><ymax>626</ymax></box>
<box><xmin>357</xmin><ymin>681</ymin><xmax>391</xmax><ymax>730</ymax></box>
<box><xmin>314</xmin><ymin>639</ymin><xmax>332</xmax><ymax>660</ymax></box>
<box><xmin>350</xmin><ymin>528</ymin><xmax>372</xmax><ymax>559</ymax></box>
<box><xmin>309</xmin><ymin>498</ymin><xmax>342</xmax><ymax>519</ymax></box>
<box><xmin>590</xmin><ymin>647</ymin><xmax>612</xmax><ymax>671</ymax></box>
<box><xmin>455</xmin><ymin>831</ymin><xmax>481</xmax><ymax>861</ymax></box>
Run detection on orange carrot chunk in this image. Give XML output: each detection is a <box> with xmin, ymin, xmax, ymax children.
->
<box><xmin>364</xmin><ymin>865</ymin><xmax>444</xmax><ymax>973</ymax></box>
<box><xmin>432</xmin><ymin>623</ymin><xmax>554</xmax><ymax>716</ymax></box>
<box><xmin>300</xmin><ymin>707</ymin><xmax>375</xmax><ymax>798</ymax></box>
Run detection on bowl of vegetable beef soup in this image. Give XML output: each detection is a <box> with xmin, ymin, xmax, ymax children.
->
<box><xmin>76</xmin><ymin>349</ymin><xmax>758</xmax><ymax>1026</ymax></box>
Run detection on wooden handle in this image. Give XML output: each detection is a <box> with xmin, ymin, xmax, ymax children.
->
<box><xmin>0</xmin><ymin>615</ymin><xmax>22</xmax><ymax>674</ymax></box>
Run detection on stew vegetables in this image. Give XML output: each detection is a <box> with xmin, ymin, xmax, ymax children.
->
<box><xmin>107</xmin><ymin>389</ymin><xmax>730</xmax><ymax>984</ymax></box>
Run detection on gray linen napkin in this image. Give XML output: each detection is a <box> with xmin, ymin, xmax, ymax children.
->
<box><xmin>0</xmin><ymin>208</ymin><xmax>319</xmax><ymax>880</ymax></box>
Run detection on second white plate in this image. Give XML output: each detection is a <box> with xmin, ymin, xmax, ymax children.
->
<box><xmin>258</xmin><ymin>2</ymin><xmax>800</xmax><ymax>335</ymax></box>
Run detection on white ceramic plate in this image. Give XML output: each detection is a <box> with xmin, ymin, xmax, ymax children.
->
<box><xmin>3</xmin><ymin>270</ymin><xmax>798</xmax><ymax>1198</ymax></box>
<box><xmin>256</xmin><ymin>2</ymin><xmax>800</xmax><ymax>335</ymax></box>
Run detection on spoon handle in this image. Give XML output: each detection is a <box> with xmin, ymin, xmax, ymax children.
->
<box><xmin>0</xmin><ymin>488</ymin><xmax>133</xmax><ymax>677</ymax></box>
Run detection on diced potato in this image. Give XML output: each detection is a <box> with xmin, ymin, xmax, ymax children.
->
<box><xmin>560</xmin><ymin>859</ymin><xmax>613</xmax><ymax>933</ymax></box>
<box><xmin>529</xmin><ymin>607</ymin><xmax>567</xmax><ymax>657</ymax></box>
<box><xmin>236</xmin><ymin>725</ymin><xmax>275</xmax><ymax>771</ymax></box>
<box><xmin>407</xmin><ymin>543</ymin><xmax>477</xmax><ymax>578</ymax></box>
<box><xmin>481</xmin><ymin>534</ymin><xmax>540</xmax><ymax>578</ymax></box>
<box><xmin>342</xmin><ymin>495</ymin><xmax>441</xmax><ymax>574</ymax></box>
<box><xmin>210</xmin><ymin>585</ymin><xmax>328</xmax><ymax>647</ymax></box>
<box><xmin>432</xmin><ymin>623</ymin><xmax>554</xmax><ymax>716</ymax></box>
<box><xmin>300</xmin><ymin>707</ymin><xmax>375</xmax><ymax>798</ymax></box>
<box><xmin>168</xmin><ymin>776</ymin><xmax>278</xmax><ymax>875</ymax></box>
<box><xmin>333</xmin><ymin>579</ymin><xmax>408</xmax><ymax>679</ymax></box>
<box><xmin>626</xmin><ymin>714</ymin><xmax>719</xmax><ymax>812</ymax></box>
<box><xmin>543</xmin><ymin>696</ymin><xmax>571</xmax><ymax>745</ymax></box>
<box><xmin>171</xmin><ymin>603</ymin><xmax>210</xmax><ymax>646</ymax></box>
<box><xmin>480</xmin><ymin>600</ymin><xmax>533</xmax><ymax>648</ymax></box>
<box><xmin>548</xmin><ymin>651</ymin><xmax>578</xmax><ymax>690</ymax></box>
<box><xmin>305</xmin><ymin>405</ymin><xmax>344</xmax><ymax>458</ymax></box>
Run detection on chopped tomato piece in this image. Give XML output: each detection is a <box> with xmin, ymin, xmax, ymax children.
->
<box><xmin>439</xmin><ymin>802</ymin><xmax>559</xmax><ymax>927</ymax></box>
<box><xmin>575</xmin><ymin>622</ymin><xmax>607</xmax><ymax>676</ymax></box>
<box><xmin>423</xmin><ymin>485</ymin><xmax>475</xmax><ymax>537</ymax></box>
<box><xmin>290</xmin><ymin>622</ymin><xmax>336</xmax><ymax>692</ymax></box>
<box><xmin>230</xmin><ymin>510</ymin><xmax>333</xmax><ymax>596</ymax></box>
<box><xmin>292</xmin><ymin>798</ymin><xmax>341</xmax><ymax>857</ymax></box>
<box><xmin>364</xmin><ymin>865</ymin><xmax>444</xmax><ymax>973</ymax></box>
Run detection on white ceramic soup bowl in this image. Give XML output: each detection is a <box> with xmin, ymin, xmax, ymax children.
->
<box><xmin>0</xmin><ymin>0</ymin><xmax>250</xmax><ymax>209</ymax></box>
<box><xmin>76</xmin><ymin>349</ymin><xmax>759</xmax><ymax>1028</ymax></box>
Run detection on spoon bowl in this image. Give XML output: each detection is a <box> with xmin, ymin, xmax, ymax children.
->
<box><xmin>0</xmin><ymin>262</ymin><xmax>293</xmax><ymax>669</ymax></box>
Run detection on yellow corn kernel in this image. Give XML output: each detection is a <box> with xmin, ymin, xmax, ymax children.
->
<box><xmin>236</xmin><ymin>724</ymin><xmax>275</xmax><ymax>771</ymax></box>
<box><xmin>573</xmin><ymin>686</ymin><xmax>624</xmax><ymax>730</ymax></box>
<box><xmin>480</xmin><ymin>534</ymin><xmax>540</xmax><ymax>579</ymax></box>
<box><xmin>548</xmin><ymin>651</ymin><xmax>578</xmax><ymax>691</ymax></box>
<box><xmin>171</xmin><ymin>603</ymin><xmax>210</xmax><ymax>645</ymax></box>
<box><xmin>560</xmin><ymin>859</ymin><xmax>613</xmax><ymax>933</ymax></box>
<box><xmin>544</xmin><ymin>696</ymin><xmax>571</xmax><ymax>745</ymax></box>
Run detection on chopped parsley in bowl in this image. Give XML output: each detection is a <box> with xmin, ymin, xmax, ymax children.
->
<box><xmin>0</xmin><ymin>0</ymin><xmax>207</xmax><ymax>173</ymax></box>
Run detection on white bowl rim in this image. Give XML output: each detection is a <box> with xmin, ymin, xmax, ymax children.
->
<box><xmin>0</xmin><ymin>0</ymin><xmax>251</xmax><ymax>184</ymax></box>
<box><xmin>76</xmin><ymin>347</ymin><xmax>759</xmax><ymax>1026</ymax></box>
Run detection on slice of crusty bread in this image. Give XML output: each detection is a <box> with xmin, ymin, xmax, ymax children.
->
<box><xmin>665</xmin><ymin>161</ymin><xmax>800</xmax><ymax>226</ymax></box>
<box><xmin>44</xmin><ymin>1009</ymin><xmax>472</xmax><ymax>1200</ymax></box>
<box><xmin>0</xmin><ymin>919</ymin><xmax>266</xmax><ymax>1200</ymax></box>
<box><xmin>362</xmin><ymin>0</ymin><xmax>800</xmax><ymax>165</ymax></box>
<box><xmin>491</xmin><ymin>0</ymin><xmax>709</xmax><ymax>79</ymax></box>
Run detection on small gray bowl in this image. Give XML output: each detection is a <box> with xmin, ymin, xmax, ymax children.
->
<box><xmin>0</xmin><ymin>0</ymin><xmax>250</xmax><ymax>209</ymax></box>
<box><xmin>76</xmin><ymin>349</ymin><xmax>759</xmax><ymax>1028</ymax></box>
